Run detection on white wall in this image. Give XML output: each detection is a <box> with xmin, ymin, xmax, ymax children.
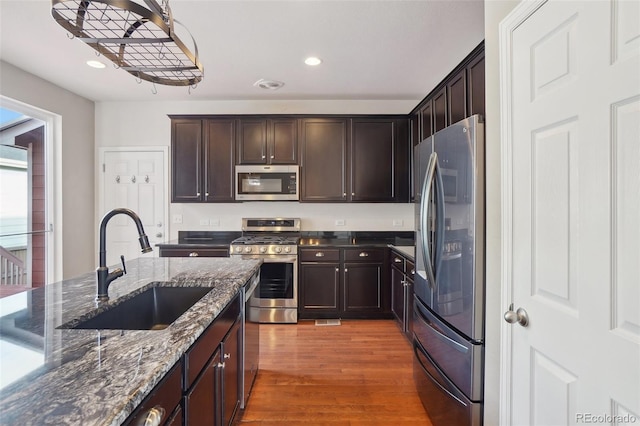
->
<box><xmin>0</xmin><ymin>61</ymin><xmax>95</xmax><ymax>280</ymax></box>
<box><xmin>95</xmin><ymin>100</ymin><xmax>417</xmax><ymax>239</ymax></box>
<box><xmin>484</xmin><ymin>2</ymin><xmax>520</xmax><ymax>425</ymax></box>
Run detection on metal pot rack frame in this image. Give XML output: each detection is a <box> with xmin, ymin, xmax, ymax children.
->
<box><xmin>51</xmin><ymin>0</ymin><xmax>204</xmax><ymax>87</ymax></box>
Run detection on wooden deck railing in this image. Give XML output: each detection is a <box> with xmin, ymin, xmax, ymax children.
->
<box><xmin>0</xmin><ymin>246</ymin><xmax>27</xmax><ymax>285</ymax></box>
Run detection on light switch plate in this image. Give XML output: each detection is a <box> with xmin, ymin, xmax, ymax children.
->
<box><xmin>172</xmin><ymin>214</ymin><xmax>183</xmax><ymax>224</ymax></box>
<box><xmin>393</xmin><ymin>219</ymin><xmax>404</xmax><ymax>227</ymax></box>
<box><xmin>335</xmin><ymin>219</ymin><xmax>345</xmax><ymax>226</ymax></box>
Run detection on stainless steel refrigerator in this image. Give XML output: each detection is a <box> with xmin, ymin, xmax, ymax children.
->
<box><xmin>413</xmin><ymin>115</ymin><xmax>484</xmax><ymax>426</ymax></box>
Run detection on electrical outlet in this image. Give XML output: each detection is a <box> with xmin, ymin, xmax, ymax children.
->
<box><xmin>209</xmin><ymin>219</ymin><xmax>220</xmax><ymax>227</ymax></box>
<box><xmin>393</xmin><ymin>219</ymin><xmax>404</xmax><ymax>227</ymax></box>
<box><xmin>335</xmin><ymin>219</ymin><xmax>345</xmax><ymax>226</ymax></box>
<box><xmin>172</xmin><ymin>214</ymin><xmax>183</xmax><ymax>224</ymax></box>
<box><xmin>199</xmin><ymin>219</ymin><xmax>209</xmax><ymax>226</ymax></box>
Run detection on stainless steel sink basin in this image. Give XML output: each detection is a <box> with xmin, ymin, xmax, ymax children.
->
<box><xmin>59</xmin><ymin>284</ymin><xmax>212</xmax><ymax>331</ymax></box>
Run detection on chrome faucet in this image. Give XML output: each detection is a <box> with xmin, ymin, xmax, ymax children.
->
<box><xmin>96</xmin><ymin>208</ymin><xmax>152</xmax><ymax>302</ymax></box>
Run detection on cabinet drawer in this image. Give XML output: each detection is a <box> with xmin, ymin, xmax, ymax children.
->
<box><xmin>391</xmin><ymin>254</ymin><xmax>406</xmax><ymax>272</ymax></box>
<box><xmin>344</xmin><ymin>248</ymin><xmax>385</xmax><ymax>262</ymax></box>
<box><xmin>184</xmin><ymin>293</ymin><xmax>240</xmax><ymax>388</ymax></box>
<box><xmin>160</xmin><ymin>248</ymin><xmax>229</xmax><ymax>258</ymax></box>
<box><xmin>299</xmin><ymin>248</ymin><xmax>340</xmax><ymax>262</ymax></box>
<box><xmin>123</xmin><ymin>361</ymin><xmax>182</xmax><ymax>425</ymax></box>
<box><xmin>406</xmin><ymin>260</ymin><xmax>416</xmax><ymax>279</ymax></box>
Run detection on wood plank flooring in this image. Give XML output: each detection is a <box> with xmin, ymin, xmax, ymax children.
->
<box><xmin>235</xmin><ymin>320</ymin><xmax>432</xmax><ymax>425</ymax></box>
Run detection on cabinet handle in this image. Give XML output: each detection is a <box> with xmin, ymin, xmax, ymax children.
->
<box><xmin>224</xmin><ymin>353</ymin><xmax>231</xmax><ymax>359</ymax></box>
<box><xmin>335</xmin><ymin>267</ymin><xmax>339</xmax><ymax>272</ymax></box>
<box><xmin>394</xmin><ymin>257</ymin><xmax>402</xmax><ymax>263</ymax></box>
<box><xmin>315</xmin><ymin>252</ymin><xmax>325</xmax><ymax>257</ymax></box>
<box><xmin>410</xmin><ymin>269</ymin><xmax>415</xmax><ymax>275</ymax></box>
<box><xmin>270</xmin><ymin>155</ymin><xmax>274</xmax><ymax>159</ymax></box>
<box><xmin>262</xmin><ymin>154</ymin><xmax>266</xmax><ymax>159</ymax></box>
<box><xmin>217</xmin><ymin>362</ymin><xmax>226</xmax><ymax>369</ymax></box>
<box><xmin>359</xmin><ymin>252</ymin><xmax>369</xmax><ymax>257</ymax></box>
<box><xmin>344</xmin><ymin>268</ymin><xmax>348</xmax><ymax>273</ymax></box>
<box><xmin>205</xmin><ymin>192</ymin><xmax>209</xmax><ymax>196</ymax></box>
<box><xmin>352</xmin><ymin>192</ymin><xmax>355</xmax><ymax>196</ymax></box>
<box><xmin>140</xmin><ymin>406</ymin><xmax>165</xmax><ymax>426</ymax></box>
<box><xmin>343</xmin><ymin>192</ymin><xmax>347</xmax><ymax>198</ymax></box>
<box><xmin>196</xmin><ymin>192</ymin><xmax>201</xmax><ymax>196</ymax></box>
<box><xmin>189</xmin><ymin>252</ymin><xmax>199</xmax><ymax>257</ymax></box>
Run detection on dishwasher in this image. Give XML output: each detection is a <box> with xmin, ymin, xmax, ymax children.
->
<box><xmin>241</xmin><ymin>271</ymin><xmax>260</xmax><ymax>409</ymax></box>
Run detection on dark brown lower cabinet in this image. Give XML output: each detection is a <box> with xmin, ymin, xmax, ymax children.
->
<box><xmin>299</xmin><ymin>247</ymin><xmax>390</xmax><ymax>319</ymax></box>
<box><xmin>222</xmin><ymin>319</ymin><xmax>241</xmax><ymax>426</ymax></box>
<box><xmin>390</xmin><ymin>251</ymin><xmax>415</xmax><ymax>341</ymax></box>
<box><xmin>186</xmin><ymin>350</ymin><xmax>221</xmax><ymax>425</ymax></box>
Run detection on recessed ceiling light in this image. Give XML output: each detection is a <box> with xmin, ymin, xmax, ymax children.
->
<box><xmin>304</xmin><ymin>57</ymin><xmax>322</xmax><ymax>66</ymax></box>
<box><xmin>86</xmin><ymin>60</ymin><xmax>106</xmax><ymax>69</ymax></box>
<box><xmin>253</xmin><ymin>79</ymin><xmax>285</xmax><ymax>90</ymax></box>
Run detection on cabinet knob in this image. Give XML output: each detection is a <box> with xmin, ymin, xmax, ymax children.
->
<box><xmin>410</xmin><ymin>269</ymin><xmax>415</xmax><ymax>275</ymax></box>
<box><xmin>217</xmin><ymin>362</ymin><xmax>226</xmax><ymax>369</ymax></box>
<box><xmin>344</xmin><ymin>268</ymin><xmax>348</xmax><ymax>273</ymax></box>
<box><xmin>156</xmin><ymin>232</ymin><xmax>163</xmax><ymax>238</ymax></box>
<box><xmin>315</xmin><ymin>252</ymin><xmax>325</xmax><ymax>257</ymax></box>
<box><xmin>270</xmin><ymin>155</ymin><xmax>275</xmax><ymax>159</ymax></box>
<box><xmin>224</xmin><ymin>353</ymin><xmax>231</xmax><ymax>359</ymax></box>
<box><xmin>205</xmin><ymin>192</ymin><xmax>209</xmax><ymax>196</ymax></box>
<box><xmin>352</xmin><ymin>192</ymin><xmax>355</xmax><ymax>196</ymax></box>
<box><xmin>359</xmin><ymin>252</ymin><xmax>369</xmax><ymax>257</ymax></box>
<box><xmin>141</xmin><ymin>406</ymin><xmax>165</xmax><ymax>426</ymax></box>
<box><xmin>394</xmin><ymin>257</ymin><xmax>402</xmax><ymax>263</ymax></box>
<box><xmin>196</xmin><ymin>192</ymin><xmax>201</xmax><ymax>196</ymax></box>
<box><xmin>189</xmin><ymin>252</ymin><xmax>199</xmax><ymax>257</ymax></box>
<box><xmin>262</xmin><ymin>155</ymin><xmax>266</xmax><ymax>159</ymax></box>
<box><xmin>343</xmin><ymin>193</ymin><xmax>347</xmax><ymax>197</ymax></box>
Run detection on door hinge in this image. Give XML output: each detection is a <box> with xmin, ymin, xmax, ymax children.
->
<box><xmin>102</xmin><ymin>163</ymin><xmax>105</xmax><ymax>172</ymax></box>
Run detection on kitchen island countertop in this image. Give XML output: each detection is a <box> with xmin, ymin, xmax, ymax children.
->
<box><xmin>0</xmin><ymin>257</ymin><xmax>261</xmax><ymax>425</ymax></box>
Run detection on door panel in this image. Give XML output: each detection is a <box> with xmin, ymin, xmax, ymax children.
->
<box><xmin>102</xmin><ymin>150</ymin><xmax>165</xmax><ymax>267</ymax></box>
<box><xmin>502</xmin><ymin>0</ymin><xmax>640</xmax><ymax>423</ymax></box>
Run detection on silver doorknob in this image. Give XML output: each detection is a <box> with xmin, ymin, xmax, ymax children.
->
<box><xmin>504</xmin><ymin>304</ymin><xmax>529</xmax><ymax>327</ymax></box>
<box><xmin>156</xmin><ymin>232</ymin><xmax>163</xmax><ymax>238</ymax></box>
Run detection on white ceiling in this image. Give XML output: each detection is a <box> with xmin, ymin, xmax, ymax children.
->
<box><xmin>0</xmin><ymin>0</ymin><xmax>484</xmax><ymax>106</ymax></box>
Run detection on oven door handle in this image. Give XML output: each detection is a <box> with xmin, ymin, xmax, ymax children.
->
<box><xmin>243</xmin><ymin>255</ymin><xmax>297</xmax><ymax>263</ymax></box>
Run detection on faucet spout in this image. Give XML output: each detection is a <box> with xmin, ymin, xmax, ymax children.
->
<box><xmin>96</xmin><ymin>208</ymin><xmax>152</xmax><ymax>302</ymax></box>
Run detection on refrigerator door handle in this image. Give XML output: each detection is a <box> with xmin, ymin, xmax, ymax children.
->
<box><xmin>420</xmin><ymin>152</ymin><xmax>438</xmax><ymax>291</ymax></box>
<box><xmin>433</xmin><ymin>157</ymin><xmax>446</xmax><ymax>287</ymax></box>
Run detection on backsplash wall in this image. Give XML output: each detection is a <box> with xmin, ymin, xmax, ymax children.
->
<box><xmin>169</xmin><ymin>202</ymin><xmax>414</xmax><ymax>240</ymax></box>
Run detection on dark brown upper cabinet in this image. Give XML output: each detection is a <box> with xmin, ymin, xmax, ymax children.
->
<box><xmin>410</xmin><ymin>43</ymin><xmax>485</xmax><ymax>141</ymax></box>
<box><xmin>237</xmin><ymin>118</ymin><xmax>297</xmax><ymax>164</ymax></box>
<box><xmin>419</xmin><ymin>101</ymin><xmax>433</xmax><ymax>141</ymax></box>
<box><xmin>171</xmin><ymin>118</ymin><xmax>235</xmax><ymax>202</ymax></box>
<box><xmin>467</xmin><ymin>54</ymin><xmax>486</xmax><ymax>118</ymax></box>
<box><xmin>447</xmin><ymin>68</ymin><xmax>467</xmax><ymax>125</ymax></box>
<box><xmin>300</xmin><ymin>118</ymin><xmax>348</xmax><ymax>201</ymax></box>
<box><xmin>350</xmin><ymin>118</ymin><xmax>409</xmax><ymax>203</ymax></box>
<box><xmin>432</xmin><ymin>87</ymin><xmax>448</xmax><ymax>133</ymax></box>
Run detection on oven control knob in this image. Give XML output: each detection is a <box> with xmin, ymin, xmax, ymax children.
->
<box><xmin>274</xmin><ymin>246</ymin><xmax>282</xmax><ymax>254</ymax></box>
<box><xmin>259</xmin><ymin>246</ymin><xmax>267</xmax><ymax>253</ymax></box>
<box><xmin>244</xmin><ymin>246</ymin><xmax>253</xmax><ymax>253</ymax></box>
<box><xmin>284</xmin><ymin>246</ymin><xmax>291</xmax><ymax>253</ymax></box>
<box><xmin>234</xmin><ymin>246</ymin><xmax>243</xmax><ymax>253</ymax></box>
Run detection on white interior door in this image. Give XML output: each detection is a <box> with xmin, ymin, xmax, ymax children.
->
<box><xmin>500</xmin><ymin>0</ymin><xmax>640</xmax><ymax>425</ymax></box>
<box><xmin>101</xmin><ymin>149</ymin><xmax>167</xmax><ymax>267</ymax></box>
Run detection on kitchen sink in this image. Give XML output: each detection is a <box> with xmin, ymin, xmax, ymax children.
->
<box><xmin>59</xmin><ymin>284</ymin><xmax>212</xmax><ymax>331</ymax></box>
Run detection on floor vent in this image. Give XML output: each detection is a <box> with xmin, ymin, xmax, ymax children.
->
<box><xmin>315</xmin><ymin>319</ymin><xmax>341</xmax><ymax>326</ymax></box>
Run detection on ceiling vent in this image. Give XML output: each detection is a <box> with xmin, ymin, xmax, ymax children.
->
<box><xmin>253</xmin><ymin>79</ymin><xmax>285</xmax><ymax>90</ymax></box>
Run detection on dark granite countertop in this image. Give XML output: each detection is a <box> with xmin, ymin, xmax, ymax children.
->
<box><xmin>299</xmin><ymin>231</ymin><xmax>414</xmax><ymax>248</ymax></box>
<box><xmin>0</xmin><ymin>257</ymin><xmax>261</xmax><ymax>425</ymax></box>
<box><xmin>156</xmin><ymin>231</ymin><xmax>242</xmax><ymax>249</ymax></box>
<box><xmin>389</xmin><ymin>245</ymin><xmax>415</xmax><ymax>261</ymax></box>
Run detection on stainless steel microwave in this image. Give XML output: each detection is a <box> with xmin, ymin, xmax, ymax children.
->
<box><xmin>235</xmin><ymin>165</ymin><xmax>299</xmax><ymax>201</ymax></box>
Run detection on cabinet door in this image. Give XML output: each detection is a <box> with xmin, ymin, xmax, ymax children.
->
<box><xmin>299</xmin><ymin>262</ymin><xmax>340</xmax><ymax>317</ymax></box>
<box><xmin>204</xmin><ymin>119</ymin><xmax>235</xmax><ymax>202</ymax></box>
<box><xmin>222</xmin><ymin>319</ymin><xmax>241</xmax><ymax>426</ymax></box>
<box><xmin>238</xmin><ymin>119</ymin><xmax>268</xmax><ymax>164</ymax></box>
<box><xmin>172</xmin><ymin>119</ymin><xmax>202</xmax><ymax>202</ymax></box>
<box><xmin>467</xmin><ymin>53</ymin><xmax>485</xmax><ymax>118</ymax></box>
<box><xmin>447</xmin><ymin>69</ymin><xmax>467</xmax><ymax>125</ymax></box>
<box><xmin>433</xmin><ymin>87</ymin><xmax>448</xmax><ymax>133</ymax></box>
<box><xmin>269</xmin><ymin>119</ymin><xmax>298</xmax><ymax>164</ymax></box>
<box><xmin>186</xmin><ymin>350</ymin><xmax>221</xmax><ymax>426</ymax></box>
<box><xmin>420</xmin><ymin>100</ymin><xmax>434</xmax><ymax>140</ymax></box>
<box><xmin>343</xmin><ymin>263</ymin><xmax>384</xmax><ymax>312</ymax></box>
<box><xmin>350</xmin><ymin>119</ymin><xmax>395</xmax><ymax>202</ymax></box>
<box><xmin>391</xmin><ymin>265</ymin><xmax>406</xmax><ymax>326</ymax></box>
<box><xmin>300</xmin><ymin>118</ymin><xmax>348</xmax><ymax>201</ymax></box>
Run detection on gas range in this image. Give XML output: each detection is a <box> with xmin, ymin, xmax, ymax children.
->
<box><xmin>230</xmin><ymin>218</ymin><xmax>301</xmax><ymax>256</ymax></box>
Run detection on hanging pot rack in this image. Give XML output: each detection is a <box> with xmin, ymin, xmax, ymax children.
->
<box><xmin>51</xmin><ymin>0</ymin><xmax>204</xmax><ymax>87</ymax></box>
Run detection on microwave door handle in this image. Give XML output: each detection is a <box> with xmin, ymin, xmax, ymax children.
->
<box><xmin>420</xmin><ymin>152</ymin><xmax>438</xmax><ymax>291</ymax></box>
<box><xmin>433</xmin><ymin>158</ymin><xmax>446</xmax><ymax>287</ymax></box>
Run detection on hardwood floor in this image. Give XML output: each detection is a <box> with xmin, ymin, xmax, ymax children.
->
<box><xmin>236</xmin><ymin>319</ymin><xmax>432</xmax><ymax>425</ymax></box>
